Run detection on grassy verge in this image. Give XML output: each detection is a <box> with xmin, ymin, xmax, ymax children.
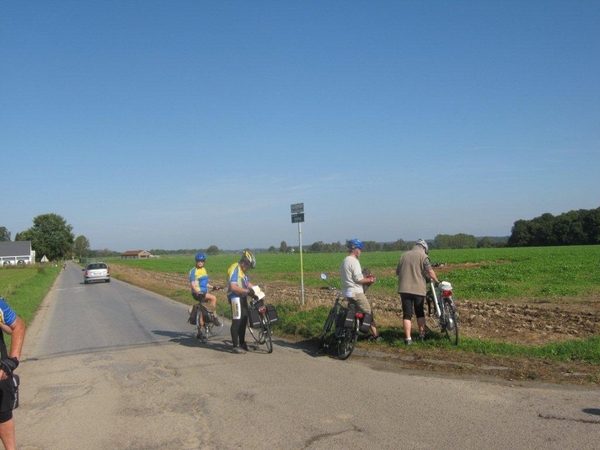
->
<box><xmin>269</xmin><ymin>302</ymin><xmax>600</xmax><ymax>365</ymax></box>
<box><xmin>0</xmin><ymin>264</ymin><xmax>62</xmax><ymax>347</ymax></box>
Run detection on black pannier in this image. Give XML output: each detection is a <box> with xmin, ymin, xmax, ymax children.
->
<box><xmin>248</xmin><ymin>308</ymin><xmax>261</xmax><ymax>328</ymax></box>
<box><xmin>359</xmin><ymin>313</ymin><xmax>373</xmax><ymax>333</ymax></box>
<box><xmin>266</xmin><ymin>304</ymin><xmax>278</xmax><ymax>324</ymax></box>
<box><xmin>336</xmin><ymin>306</ymin><xmax>355</xmax><ymax>328</ymax></box>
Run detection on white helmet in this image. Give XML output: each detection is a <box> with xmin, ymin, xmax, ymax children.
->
<box><xmin>415</xmin><ymin>238</ymin><xmax>429</xmax><ymax>254</ymax></box>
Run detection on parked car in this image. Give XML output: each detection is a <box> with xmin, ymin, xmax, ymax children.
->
<box><xmin>83</xmin><ymin>262</ymin><xmax>110</xmax><ymax>284</ymax></box>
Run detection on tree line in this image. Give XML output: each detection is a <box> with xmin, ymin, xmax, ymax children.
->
<box><xmin>2</xmin><ymin>207</ymin><xmax>598</xmax><ymax>262</ymax></box>
<box><xmin>507</xmin><ymin>207</ymin><xmax>600</xmax><ymax>247</ymax></box>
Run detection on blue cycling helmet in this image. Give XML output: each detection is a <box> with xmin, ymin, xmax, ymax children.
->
<box><xmin>194</xmin><ymin>252</ymin><xmax>206</xmax><ymax>262</ymax></box>
<box><xmin>346</xmin><ymin>239</ymin><xmax>364</xmax><ymax>251</ymax></box>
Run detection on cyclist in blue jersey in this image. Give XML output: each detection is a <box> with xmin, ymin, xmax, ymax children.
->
<box><xmin>227</xmin><ymin>250</ymin><xmax>256</xmax><ymax>354</ymax></box>
<box><xmin>0</xmin><ymin>296</ymin><xmax>26</xmax><ymax>450</ymax></box>
<box><xmin>189</xmin><ymin>253</ymin><xmax>221</xmax><ymax>338</ymax></box>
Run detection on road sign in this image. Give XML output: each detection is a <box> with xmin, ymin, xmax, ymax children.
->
<box><xmin>291</xmin><ymin>203</ymin><xmax>304</xmax><ymax>214</ymax></box>
<box><xmin>291</xmin><ymin>213</ymin><xmax>304</xmax><ymax>223</ymax></box>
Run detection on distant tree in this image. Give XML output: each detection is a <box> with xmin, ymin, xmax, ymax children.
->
<box><xmin>382</xmin><ymin>239</ymin><xmax>410</xmax><ymax>252</ymax></box>
<box><xmin>309</xmin><ymin>241</ymin><xmax>325</xmax><ymax>253</ymax></box>
<box><xmin>206</xmin><ymin>245</ymin><xmax>220</xmax><ymax>255</ymax></box>
<box><xmin>362</xmin><ymin>241</ymin><xmax>382</xmax><ymax>252</ymax></box>
<box><xmin>0</xmin><ymin>227</ymin><xmax>10</xmax><ymax>242</ymax></box>
<box><xmin>434</xmin><ymin>234</ymin><xmax>477</xmax><ymax>249</ymax></box>
<box><xmin>73</xmin><ymin>235</ymin><xmax>91</xmax><ymax>258</ymax></box>
<box><xmin>508</xmin><ymin>207</ymin><xmax>600</xmax><ymax>247</ymax></box>
<box><xmin>477</xmin><ymin>237</ymin><xmax>497</xmax><ymax>248</ymax></box>
<box><xmin>279</xmin><ymin>241</ymin><xmax>289</xmax><ymax>253</ymax></box>
<box><xmin>582</xmin><ymin>207</ymin><xmax>600</xmax><ymax>244</ymax></box>
<box><xmin>267</xmin><ymin>246</ymin><xmax>277</xmax><ymax>253</ymax></box>
<box><xmin>16</xmin><ymin>213</ymin><xmax>75</xmax><ymax>261</ymax></box>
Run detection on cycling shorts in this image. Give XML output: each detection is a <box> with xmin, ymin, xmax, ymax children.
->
<box><xmin>400</xmin><ymin>293</ymin><xmax>425</xmax><ymax>320</ymax></box>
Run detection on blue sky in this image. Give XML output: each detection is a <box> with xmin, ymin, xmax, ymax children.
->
<box><xmin>2</xmin><ymin>1</ymin><xmax>599</xmax><ymax>252</ymax></box>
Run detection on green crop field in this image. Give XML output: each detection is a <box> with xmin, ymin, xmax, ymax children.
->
<box><xmin>110</xmin><ymin>245</ymin><xmax>600</xmax><ymax>302</ymax></box>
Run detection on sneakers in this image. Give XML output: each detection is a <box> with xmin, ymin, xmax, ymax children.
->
<box><xmin>369</xmin><ymin>335</ymin><xmax>383</xmax><ymax>342</ymax></box>
<box><xmin>418</xmin><ymin>334</ymin><xmax>426</xmax><ymax>342</ymax></box>
<box><xmin>212</xmin><ymin>316</ymin><xmax>221</xmax><ymax>326</ymax></box>
<box><xmin>240</xmin><ymin>343</ymin><xmax>250</xmax><ymax>351</ymax></box>
<box><xmin>404</xmin><ymin>338</ymin><xmax>413</xmax><ymax>345</ymax></box>
<box><xmin>232</xmin><ymin>346</ymin><xmax>247</xmax><ymax>354</ymax></box>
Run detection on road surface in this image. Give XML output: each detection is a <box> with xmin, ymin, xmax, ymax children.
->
<box><xmin>16</xmin><ymin>262</ymin><xmax>600</xmax><ymax>449</ymax></box>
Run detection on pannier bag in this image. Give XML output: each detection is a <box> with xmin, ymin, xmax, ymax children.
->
<box><xmin>336</xmin><ymin>307</ymin><xmax>355</xmax><ymax>329</ymax></box>
<box><xmin>266</xmin><ymin>304</ymin><xmax>278</xmax><ymax>324</ymax></box>
<box><xmin>248</xmin><ymin>308</ymin><xmax>261</xmax><ymax>328</ymax></box>
<box><xmin>359</xmin><ymin>313</ymin><xmax>373</xmax><ymax>333</ymax></box>
<box><xmin>188</xmin><ymin>305</ymin><xmax>199</xmax><ymax>325</ymax></box>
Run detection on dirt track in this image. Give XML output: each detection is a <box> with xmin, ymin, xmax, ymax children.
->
<box><xmin>110</xmin><ymin>264</ymin><xmax>600</xmax><ymax>385</ymax></box>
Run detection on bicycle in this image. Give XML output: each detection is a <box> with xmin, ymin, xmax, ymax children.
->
<box><xmin>194</xmin><ymin>302</ymin><xmax>224</xmax><ymax>343</ymax></box>
<box><xmin>247</xmin><ymin>297</ymin><xmax>276</xmax><ymax>353</ymax></box>
<box><xmin>317</xmin><ymin>273</ymin><xmax>370</xmax><ymax>360</ymax></box>
<box><xmin>425</xmin><ymin>279</ymin><xmax>459</xmax><ymax>345</ymax></box>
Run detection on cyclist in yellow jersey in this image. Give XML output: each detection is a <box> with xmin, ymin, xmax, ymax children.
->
<box><xmin>189</xmin><ymin>253</ymin><xmax>220</xmax><ymax>337</ymax></box>
<box><xmin>227</xmin><ymin>250</ymin><xmax>256</xmax><ymax>354</ymax></box>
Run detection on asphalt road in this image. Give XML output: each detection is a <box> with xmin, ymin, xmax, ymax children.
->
<box><xmin>16</xmin><ymin>262</ymin><xmax>600</xmax><ymax>449</ymax></box>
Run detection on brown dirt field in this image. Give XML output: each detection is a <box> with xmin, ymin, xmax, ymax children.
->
<box><xmin>110</xmin><ymin>264</ymin><xmax>600</xmax><ymax>386</ymax></box>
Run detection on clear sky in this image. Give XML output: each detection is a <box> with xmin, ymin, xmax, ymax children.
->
<box><xmin>2</xmin><ymin>1</ymin><xmax>599</xmax><ymax>252</ymax></box>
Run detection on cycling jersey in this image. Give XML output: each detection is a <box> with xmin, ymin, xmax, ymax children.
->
<box><xmin>189</xmin><ymin>267</ymin><xmax>210</xmax><ymax>294</ymax></box>
<box><xmin>227</xmin><ymin>262</ymin><xmax>250</xmax><ymax>299</ymax></box>
<box><xmin>0</xmin><ymin>298</ymin><xmax>17</xmax><ymax>327</ymax></box>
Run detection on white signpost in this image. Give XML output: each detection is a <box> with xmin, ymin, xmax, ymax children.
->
<box><xmin>290</xmin><ymin>203</ymin><xmax>305</xmax><ymax>305</ymax></box>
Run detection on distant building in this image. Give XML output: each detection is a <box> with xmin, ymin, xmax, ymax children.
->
<box><xmin>121</xmin><ymin>250</ymin><xmax>152</xmax><ymax>260</ymax></box>
<box><xmin>0</xmin><ymin>241</ymin><xmax>36</xmax><ymax>265</ymax></box>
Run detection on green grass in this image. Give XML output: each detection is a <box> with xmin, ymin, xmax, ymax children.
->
<box><xmin>0</xmin><ymin>264</ymin><xmax>62</xmax><ymax>347</ymax></box>
<box><xmin>111</xmin><ymin>245</ymin><xmax>600</xmax><ymax>301</ymax></box>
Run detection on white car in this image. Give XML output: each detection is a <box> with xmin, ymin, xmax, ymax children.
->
<box><xmin>83</xmin><ymin>262</ymin><xmax>110</xmax><ymax>284</ymax></box>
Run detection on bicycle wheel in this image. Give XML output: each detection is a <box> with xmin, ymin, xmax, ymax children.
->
<box><xmin>337</xmin><ymin>320</ymin><xmax>358</xmax><ymax>360</ymax></box>
<box><xmin>443</xmin><ymin>299</ymin><xmax>459</xmax><ymax>345</ymax></box>
<box><xmin>424</xmin><ymin>294</ymin><xmax>441</xmax><ymax>334</ymax></box>
<box><xmin>195</xmin><ymin>310</ymin><xmax>207</xmax><ymax>342</ymax></box>
<box><xmin>318</xmin><ymin>307</ymin><xmax>337</xmax><ymax>351</ymax></box>
<box><xmin>248</xmin><ymin>321</ymin><xmax>265</xmax><ymax>344</ymax></box>
<box><xmin>208</xmin><ymin>318</ymin><xmax>223</xmax><ymax>336</ymax></box>
<box><xmin>261</xmin><ymin>315</ymin><xmax>273</xmax><ymax>353</ymax></box>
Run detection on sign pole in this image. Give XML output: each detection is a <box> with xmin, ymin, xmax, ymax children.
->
<box><xmin>298</xmin><ymin>222</ymin><xmax>305</xmax><ymax>305</ymax></box>
<box><xmin>290</xmin><ymin>203</ymin><xmax>306</xmax><ymax>305</ymax></box>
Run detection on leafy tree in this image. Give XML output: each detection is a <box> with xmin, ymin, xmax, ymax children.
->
<box><xmin>206</xmin><ymin>245</ymin><xmax>220</xmax><ymax>255</ymax></box>
<box><xmin>15</xmin><ymin>213</ymin><xmax>75</xmax><ymax>261</ymax></box>
<box><xmin>0</xmin><ymin>227</ymin><xmax>10</xmax><ymax>242</ymax></box>
<box><xmin>73</xmin><ymin>235</ymin><xmax>91</xmax><ymax>258</ymax></box>
<box><xmin>267</xmin><ymin>246</ymin><xmax>277</xmax><ymax>253</ymax></box>
<box><xmin>279</xmin><ymin>241</ymin><xmax>289</xmax><ymax>253</ymax></box>
<box><xmin>382</xmin><ymin>239</ymin><xmax>410</xmax><ymax>252</ymax></box>
<box><xmin>434</xmin><ymin>234</ymin><xmax>477</xmax><ymax>249</ymax></box>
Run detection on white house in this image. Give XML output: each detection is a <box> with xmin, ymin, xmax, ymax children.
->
<box><xmin>0</xmin><ymin>241</ymin><xmax>36</xmax><ymax>265</ymax></box>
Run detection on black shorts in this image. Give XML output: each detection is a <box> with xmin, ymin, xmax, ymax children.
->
<box><xmin>192</xmin><ymin>292</ymin><xmax>207</xmax><ymax>302</ymax></box>
<box><xmin>400</xmin><ymin>293</ymin><xmax>425</xmax><ymax>320</ymax></box>
<box><xmin>0</xmin><ymin>375</ymin><xmax>19</xmax><ymax>422</ymax></box>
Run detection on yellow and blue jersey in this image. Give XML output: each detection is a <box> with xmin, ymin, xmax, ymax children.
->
<box><xmin>227</xmin><ymin>262</ymin><xmax>250</xmax><ymax>299</ymax></box>
<box><xmin>189</xmin><ymin>267</ymin><xmax>210</xmax><ymax>294</ymax></box>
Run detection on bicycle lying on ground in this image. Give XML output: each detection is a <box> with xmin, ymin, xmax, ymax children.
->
<box><xmin>247</xmin><ymin>286</ymin><xmax>278</xmax><ymax>354</ymax></box>
<box><xmin>425</xmin><ymin>279</ymin><xmax>459</xmax><ymax>345</ymax></box>
<box><xmin>317</xmin><ymin>273</ymin><xmax>373</xmax><ymax>360</ymax></box>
